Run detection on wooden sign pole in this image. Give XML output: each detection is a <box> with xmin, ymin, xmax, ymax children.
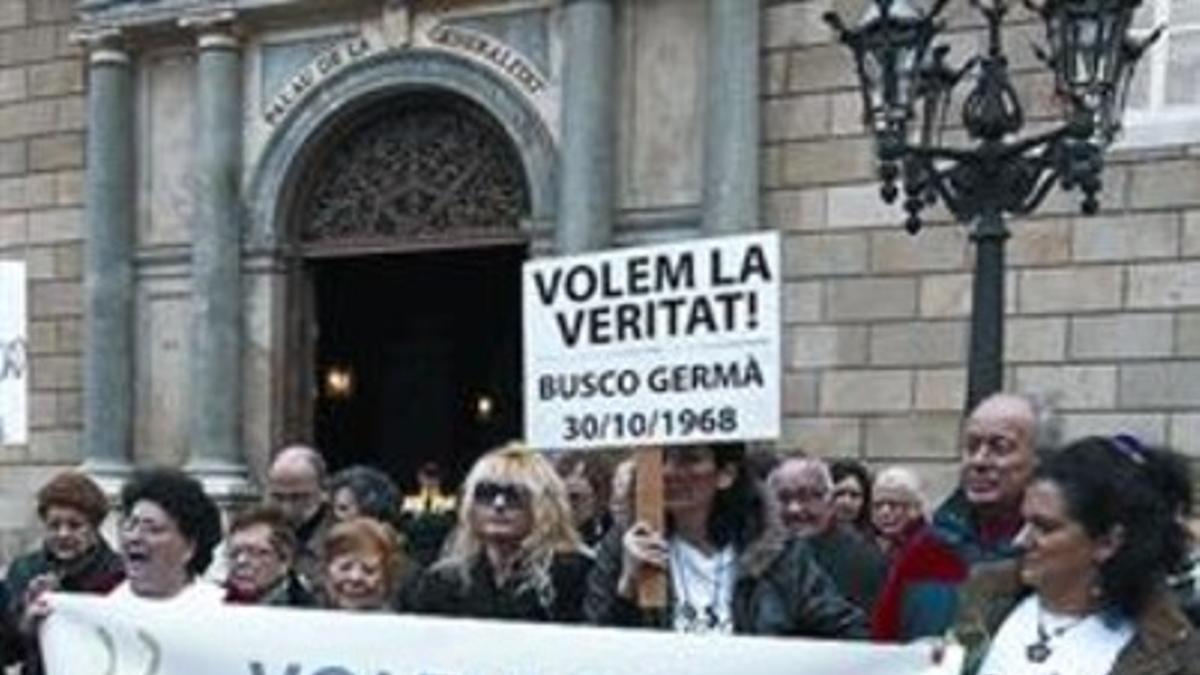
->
<box><xmin>635</xmin><ymin>447</ymin><xmax>667</xmax><ymax>609</ymax></box>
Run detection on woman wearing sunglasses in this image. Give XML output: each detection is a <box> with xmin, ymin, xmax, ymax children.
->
<box><xmin>410</xmin><ymin>443</ymin><xmax>591</xmax><ymax>622</ymax></box>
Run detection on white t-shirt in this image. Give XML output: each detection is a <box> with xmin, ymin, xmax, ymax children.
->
<box><xmin>978</xmin><ymin>595</ymin><xmax>1134</xmax><ymax>675</ymax></box>
<box><xmin>108</xmin><ymin>579</ymin><xmax>225</xmax><ymax>607</ymax></box>
<box><xmin>668</xmin><ymin>538</ymin><xmax>736</xmax><ymax>634</ymax></box>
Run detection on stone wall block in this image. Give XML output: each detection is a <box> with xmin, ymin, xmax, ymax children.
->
<box><xmin>54</xmin><ymin>169</ymin><xmax>81</xmax><ymax>206</ymax></box>
<box><xmin>1176</xmin><ymin>311</ymin><xmax>1200</xmax><ymax>356</ymax></box>
<box><xmin>0</xmin><ymin>99</ymin><xmax>56</xmax><ymax>140</ymax></box>
<box><xmin>1008</xmin><ymin>218</ymin><xmax>1072</xmax><ymax>267</ymax></box>
<box><xmin>29</xmin><ymin>133</ymin><xmax>82</xmax><ymax>170</ymax></box>
<box><xmin>1007</xmin><ymin>317</ymin><xmax>1067</xmax><ymax>362</ymax></box>
<box><xmin>0</xmin><ymin>175</ymin><xmax>23</xmax><ymax>210</ymax></box>
<box><xmin>23</xmin><ymin>172</ymin><xmax>53</xmax><ymax>208</ymax></box>
<box><xmin>919</xmin><ymin>271</ymin><xmax>1018</xmax><ymax>318</ymax></box>
<box><xmin>0</xmin><ymin>212</ymin><xmax>26</xmax><ymax>247</ymax></box>
<box><xmin>864</xmin><ymin>413</ymin><xmax>962</xmax><ymax>459</ymax></box>
<box><xmin>764</xmin><ymin>96</ymin><xmax>830</xmax><ymax>141</ymax></box>
<box><xmin>29</xmin><ymin>0</ymin><xmax>73</xmax><ymax>24</ymax></box>
<box><xmin>1128</xmin><ymin>262</ymin><xmax>1200</xmax><ymax>308</ymax></box>
<box><xmin>1184</xmin><ymin>210</ymin><xmax>1200</xmax><ymax>257</ymax></box>
<box><xmin>764</xmin><ymin>1</ymin><xmax>839</xmax><ymax>49</ymax></box>
<box><xmin>0</xmin><ymin>25</ymin><xmax>57</xmax><ymax>66</ymax></box>
<box><xmin>24</xmin><ymin>245</ymin><xmax>53</xmax><ymax>280</ymax></box>
<box><xmin>29</xmin><ymin>279</ymin><xmax>80</xmax><ymax>317</ymax></box>
<box><xmin>26</xmin><ymin>320</ymin><xmax>55</xmax><ymax>355</ymax></box>
<box><xmin>783</xmin><ymin>280</ymin><xmax>823</xmax><ymax>323</ymax></box>
<box><xmin>1018</xmin><ymin>266</ymin><xmax>1122</xmax><ymax>313</ymax></box>
<box><xmin>821</xmin><ymin>369</ymin><xmax>913</xmax><ymax>413</ymax></box>
<box><xmin>55</xmin><ymin>317</ymin><xmax>81</xmax><ymax>353</ymax></box>
<box><xmin>783</xmin><ymin>372</ymin><xmax>820</xmax><ymax>414</ymax></box>
<box><xmin>779</xmin><ymin>137</ymin><xmax>874</xmax><ymax>186</ymax></box>
<box><xmin>53</xmin><ymin>96</ymin><xmax>83</xmax><ymax>132</ymax></box>
<box><xmin>56</xmin><ymin>391</ymin><xmax>81</xmax><ymax>426</ymax></box>
<box><xmin>1130</xmin><ymin>159</ymin><xmax>1200</xmax><ymax>210</ymax></box>
<box><xmin>26</xmin><ymin>207</ymin><xmax>79</xmax><ymax>243</ymax></box>
<box><xmin>764</xmin><ymin>52</ymin><xmax>788</xmax><ymax>96</ymax></box>
<box><xmin>1070</xmin><ymin>314</ymin><xmax>1174</xmax><ymax>359</ymax></box>
<box><xmin>29</xmin><ymin>355</ymin><xmax>81</xmax><ymax>389</ymax></box>
<box><xmin>0</xmin><ymin>0</ymin><xmax>26</xmax><ymax>29</ymax></box>
<box><xmin>53</xmin><ymin>241</ymin><xmax>80</xmax><ymax>278</ymax></box>
<box><xmin>28</xmin><ymin>430</ymin><xmax>81</xmax><ymax>463</ymax></box>
<box><xmin>765</xmin><ymin>188</ymin><xmax>826</xmax><ymax>231</ymax></box>
<box><xmin>0</xmin><ymin>65</ymin><xmax>25</xmax><ymax>103</ymax></box>
<box><xmin>915</xmin><ymin>368</ymin><xmax>967</xmax><ymax>411</ymax></box>
<box><xmin>827</xmin><ymin>277</ymin><xmax>917</xmax><ymax>320</ymax></box>
<box><xmin>827</xmin><ymin>183</ymin><xmax>906</xmax><ymax>228</ymax></box>
<box><xmin>1120</xmin><ymin>362</ymin><xmax>1200</xmax><ymax>408</ymax></box>
<box><xmin>1169</xmin><ymin>414</ymin><xmax>1200</xmax><ymax>458</ymax></box>
<box><xmin>28</xmin><ymin>59</ymin><xmax>81</xmax><ymax>98</ymax></box>
<box><xmin>786</xmin><ymin>44</ymin><xmax>857</xmax><ymax>93</ymax></box>
<box><xmin>871</xmin><ymin>226</ymin><xmax>969</xmax><ymax>273</ymax></box>
<box><xmin>28</xmin><ymin>392</ymin><xmax>55</xmax><ymax>428</ymax></box>
<box><xmin>787</xmin><ymin>325</ymin><xmax>868</xmax><ymax>367</ymax></box>
<box><xmin>1073</xmin><ymin>212</ymin><xmax>1179</xmax><ymax>262</ymax></box>
<box><xmin>784</xmin><ymin>232</ymin><xmax>868</xmax><ymax>276</ymax></box>
<box><xmin>870</xmin><ymin>321</ymin><xmax>967</xmax><ymax>366</ymax></box>
<box><xmin>0</xmin><ymin>139</ymin><xmax>24</xmax><ymax>175</ymax></box>
<box><xmin>830</xmin><ymin>91</ymin><xmax>863</xmax><ymax>136</ymax></box>
<box><xmin>1015</xmin><ymin>365</ymin><xmax>1118</xmax><ymax>410</ymax></box>
<box><xmin>781</xmin><ymin>416</ymin><xmax>863</xmax><ymax>456</ymax></box>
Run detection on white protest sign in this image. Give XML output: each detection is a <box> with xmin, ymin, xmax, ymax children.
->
<box><xmin>42</xmin><ymin>593</ymin><xmax>963</xmax><ymax>675</ymax></box>
<box><xmin>0</xmin><ymin>261</ymin><xmax>27</xmax><ymax>445</ymax></box>
<box><xmin>523</xmin><ymin>232</ymin><xmax>781</xmax><ymax>450</ymax></box>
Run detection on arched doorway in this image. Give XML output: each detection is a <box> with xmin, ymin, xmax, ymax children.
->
<box><xmin>286</xmin><ymin>91</ymin><xmax>531</xmax><ymax>490</ymax></box>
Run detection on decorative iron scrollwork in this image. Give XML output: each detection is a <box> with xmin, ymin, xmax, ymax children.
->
<box><xmin>297</xmin><ymin>94</ymin><xmax>529</xmax><ymax>248</ymax></box>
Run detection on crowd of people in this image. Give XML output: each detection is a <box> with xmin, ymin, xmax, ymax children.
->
<box><xmin>1</xmin><ymin>391</ymin><xmax>1199</xmax><ymax>674</ymax></box>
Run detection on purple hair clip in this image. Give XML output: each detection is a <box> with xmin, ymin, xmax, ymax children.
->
<box><xmin>1110</xmin><ymin>433</ymin><xmax>1147</xmax><ymax>465</ymax></box>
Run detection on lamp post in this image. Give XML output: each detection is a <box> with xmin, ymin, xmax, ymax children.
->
<box><xmin>825</xmin><ymin>0</ymin><xmax>1159</xmax><ymax>411</ymax></box>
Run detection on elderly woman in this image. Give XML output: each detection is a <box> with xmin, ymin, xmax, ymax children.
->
<box><xmin>872</xmin><ymin>466</ymin><xmax>927</xmax><ymax>559</ymax></box>
<box><xmin>585</xmin><ymin>442</ymin><xmax>866</xmax><ymax>637</ymax></box>
<box><xmin>224</xmin><ymin>505</ymin><xmax>314</xmax><ymax>607</ymax></box>
<box><xmin>112</xmin><ymin>467</ymin><xmax>224</xmax><ymax>604</ymax></box>
<box><xmin>411</xmin><ymin>443</ymin><xmax>591</xmax><ymax>622</ymax></box>
<box><xmin>955</xmin><ymin>436</ymin><xmax>1200</xmax><ymax>674</ymax></box>
<box><xmin>7</xmin><ymin>472</ymin><xmax>124</xmax><ymax>674</ymax></box>
<box><xmin>321</xmin><ymin>516</ymin><xmax>407</xmax><ymax>611</ymax></box>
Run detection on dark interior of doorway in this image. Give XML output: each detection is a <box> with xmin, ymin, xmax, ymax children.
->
<box><xmin>312</xmin><ymin>245</ymin><xmax>525</xmax><ymax>493</ymax></box>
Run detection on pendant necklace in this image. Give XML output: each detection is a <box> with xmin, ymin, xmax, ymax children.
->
<box><xmin>1025</xmin><ymin>600</ymin><xmax>1089</xmax><ymax>664</ymax></box>
<box><xmin>672</xmin><ymin>541</ymin><xmax>726</xmax><ymax>632</ymax></box>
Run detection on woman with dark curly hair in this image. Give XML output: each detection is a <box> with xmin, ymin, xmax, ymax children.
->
<box><xmin>585</xmin><ymin>442</ymin><xmax>866</xmax><ymax>637</ymax></box>
<box><xmin>7</xmin><ymin>471</ymin><xmax>124</xmax><ymax>674</ymax></box>
<box><xmin>954</xmin><ymin>435</ymin><xmax>1200</xmax><ymax>675</ymax></box>
<box><xmin>830</xmin><ymin>459</ymin><xmax>874</xmax><ymax>537</ymax></box>
<box><xmin>111</xmin><ymin>467</ymin><xmax>224</xmax><ymax>604</ymax></box>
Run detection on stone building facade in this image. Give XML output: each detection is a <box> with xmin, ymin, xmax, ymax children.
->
<box><xmin>0</xmin><ymin>0</ymin><xmax>1197</xmax><ymax>557</ymax></box>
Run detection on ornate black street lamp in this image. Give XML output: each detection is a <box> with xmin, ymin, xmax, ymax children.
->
<box><xmin>825</xmin><ymin>0</ymin><xmax>1159</xmax><ymax>410</ymax></box>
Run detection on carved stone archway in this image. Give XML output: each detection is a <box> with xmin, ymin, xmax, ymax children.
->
<box><xmin>294</xmin><ymin>92</ymin><xmax>532</xmax><ymax>255</ymax></box>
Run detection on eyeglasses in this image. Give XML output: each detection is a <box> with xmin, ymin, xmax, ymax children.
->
<box><xmin>228</xmin><ymin>544</ymin><xmax>280</xmax><ymax>562</ymax></box>
<box><xmin>472</xmin><ymin>481</ymin><xmax>529</xmax><ymax>508</ymax></box>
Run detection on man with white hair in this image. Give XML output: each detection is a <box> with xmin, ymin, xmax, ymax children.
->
<box><xmin>767</xmin><ymin>456</ymin><xmax>887</xmax><ymax>613</ymax></box>
<box><xmin>265</xmin><ymin>445</ymin><xmax>332</xmax><ymax>589</ymax></box>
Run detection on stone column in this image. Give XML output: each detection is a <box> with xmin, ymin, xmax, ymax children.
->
<box><xmin>702</xmin><ymin>0</ymin><xmax>761</xmax><ymax>235</ymax></box>
<box><xmin>182</xmin><ymin>12</ymin><xmax>250</xmax><ymax>497</ymax></box>
<box><xmin>556</xmin><ymin>0</ymin><xmax>616</xmax><ymax>253</ymax></box>
<box><xmin>79</xmin><ymin>30</ymin><xmax>134</xmax><ymax>489</ymax></box>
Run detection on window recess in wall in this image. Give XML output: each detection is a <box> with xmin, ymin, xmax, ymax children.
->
<box><xmin>1121</xmin><ymin>0</ymin><xmax>1200</xmax><ymax>148</ymax></box>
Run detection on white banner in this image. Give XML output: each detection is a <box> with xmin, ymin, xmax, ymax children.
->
<box><xmin>43</xmin><ymin>593</ymin><xmax>962</xmax><ymax>675</ymax></box>
<box><xmin>0</xmin><ymin>261</ymin><xmax>27</xmax><ymax>445</ymax></box>
<box><xmin>523</xmin><ymin>232</ymin><xmax>781</xmax><ymax>450</ymax></box>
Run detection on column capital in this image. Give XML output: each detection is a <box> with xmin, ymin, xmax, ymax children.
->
<box><xmin>70</xmin><ymin>26</ymin><xmax>130</xmax><ymax>66</ymax></box>
<box><xmin>179</xmin><ymin>9</ymin><xmax>241</xmax><ymax>50</ymax></box>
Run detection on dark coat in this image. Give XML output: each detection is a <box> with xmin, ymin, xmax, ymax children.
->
<box><xmin>807</xmin><ymin>523</ymin><xmax>888</xmax><ymax>614</ymax></box>
<box><xmin>583</xmin><ymin>526</ymin><xmax>868</xmax><ymax>638</ymax></box>
<box><xmin>5</xmin><ymin>540</ymin><xmax>124</xmax><ymax>675</ymax></box>
<box><xmin>954</xmin><ymin>560</ymin><xmax>1200</xmax><ymax>675</ymax></box>
<box><xmin>224</xmin><ymin>571</ymin><xmax>315</xmax><ymax>608</ymax></box>
<box><xmin>411</xmin><ymin>551</ymin><xmax>592</xmax><ymax>623</ymax></box>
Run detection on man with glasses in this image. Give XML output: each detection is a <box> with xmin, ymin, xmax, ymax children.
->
<box><xmin>872</xmin><ymin>392</ymin><xmax>1055</xmax><ymax>640</ymax></box>
<box><xmin>767</xmin><ymin>456</ymin><xmax>886</xmax><ymax>614</ymax></box>
<box><xmin>266</xmin><ymin>445</ymin><xmax>332</xmax><ymax>591</ymax></box>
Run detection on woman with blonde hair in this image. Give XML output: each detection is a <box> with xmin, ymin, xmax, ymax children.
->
<box><xmin>410</xmin><ymin>443</ymin><xmax>591</xmax><ymax>622</ymax></box>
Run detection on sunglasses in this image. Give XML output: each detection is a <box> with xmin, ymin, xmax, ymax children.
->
<box><xmin>472</xmin><ymin>481</ymin><xmax>529</xmax><ymax>508</ymax></box>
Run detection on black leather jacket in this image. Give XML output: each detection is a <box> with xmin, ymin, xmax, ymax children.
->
<box><xmin>583</xmin><ymin>526</ymin><xmax>868</xmax><ymax>638</ymax></box>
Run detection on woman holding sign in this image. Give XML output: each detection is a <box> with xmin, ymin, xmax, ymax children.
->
<box><xmin>584</xmin><ymin>442</ymin><xmax>867</xmax><ymax>637</ymax></box>
<box><xmin>410</xmin><ymin>443</ymin><xmax>592</xmax><ymax>622</ymax></box>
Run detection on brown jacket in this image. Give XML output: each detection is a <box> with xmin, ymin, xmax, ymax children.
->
<box><xmin>954</xmin><ymin>560</ymin><xmax>1200</xmax><ymax>675</ymax></box>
